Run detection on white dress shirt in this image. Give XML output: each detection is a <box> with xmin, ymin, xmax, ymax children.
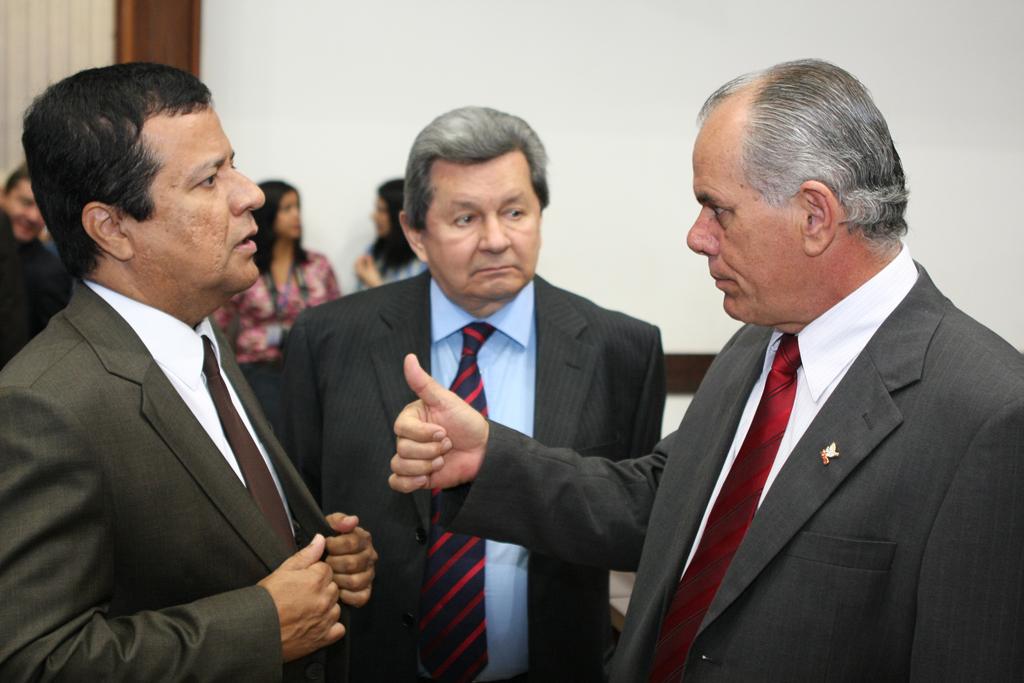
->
<box><xmin>682</xmin><ymin>245</ymin><xmax>919</xmax><ymax>572</ymax></box>
<box><xmin>84</xmin><ymin>280</ymin><xmax>290</xmax><ymax>510</ymax></box>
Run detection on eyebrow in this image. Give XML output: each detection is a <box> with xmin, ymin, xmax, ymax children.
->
<box><xmin>187</xmin><ymin>150</ymin><xmax>235</xmax><ymax>185</ymax></box>
<box><xmin>449</xmin><ymin>191</ymin><xmax>529</xmax><ymax>210</ymax></box>
<box><xmin>695</xmin><ymin>191</ymin><xmax>717</xmax><ymax>206</ymax></box>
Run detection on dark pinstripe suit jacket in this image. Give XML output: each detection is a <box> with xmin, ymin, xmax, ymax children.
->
<box><xmin>445</xmin><ymin>267</ymin><xmax>1024</xmax><ymax>681</ymax></box>
<box><xmin>282</xmin><ymin>273</ymin><xmax>666</xmax><ymax>682</ymax></box>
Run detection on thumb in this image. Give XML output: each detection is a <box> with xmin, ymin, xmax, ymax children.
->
<box><xmin>280</xmin><ymin>533</ymin><xmax>325</xmax><ymax>570</ymax></box>
<box><xmin>326</xmin><ymin>512</ymin><xmax>359</xmax><ymax>534</ymax></box>
<box><xmin>403</xmin><ymin>353</ymin><xmax>450</xmax><ymax>409</ymax></box>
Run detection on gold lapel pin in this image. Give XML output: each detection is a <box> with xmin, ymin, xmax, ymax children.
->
<box><xmin>820</xmin><ymin>442</ymin><xmax>840</xmax><ymax>465</ymax></box>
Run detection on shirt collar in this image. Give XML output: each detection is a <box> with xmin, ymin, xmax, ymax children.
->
<box><xmin>84</xmin><ymin>280</ymin><xmax>221</xmax><ymax>391</ymax></box>
<box><xmin>429</xmin><ymin>278</ymin><xmax>535</xmax><ymax>348</ymax></box>
<box><xmin>781</xmin><ymin>245</ymin><xmax>919</xmax><ymax>401</ymax></box>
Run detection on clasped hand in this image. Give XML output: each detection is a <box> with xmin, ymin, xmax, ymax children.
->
<box><xmin>258</xmin><ymin>514</ymin><xmax>377</xmax><ymax>662</ymax></box>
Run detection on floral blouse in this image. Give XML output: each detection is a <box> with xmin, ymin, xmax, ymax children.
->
<box><xmin>213</xmin><ymin>251</ymin><xmax>341</xmax><ymax>363</ymax></box>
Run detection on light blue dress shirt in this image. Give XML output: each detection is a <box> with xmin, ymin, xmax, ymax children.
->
<box><xmin>427</xmin><ymin>278</ymin><xmax>535</xmax><ymax>680</ymax></box>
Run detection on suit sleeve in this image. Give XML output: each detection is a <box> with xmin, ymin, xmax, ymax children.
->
<box><xmin>0</xmin><ymin>387</ymin><xmax>283</xmax><ymax>682</ymax></box>
<box><xmin>445</xmin><ymin>423</ymin><xmax>672</xmax><ymax>572</ymax></box>
<box><xmin>280</xmin><ymin>314</ymin><xmax>324</xmax><ymax>504</ymax></box>
<box><xmin>910</xmin><ymin>396</ymin><xmax>1024</xmax><ymax>680</ymax></box>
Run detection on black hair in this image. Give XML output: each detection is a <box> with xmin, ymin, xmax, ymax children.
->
<box><xmin>371</xmin><ymin>178</ymin><xmax>417</xmax><ymax>270</ymax></box>
<box><xmin>4</xmin><ymin>162</ymin><xmax>29</xmax><ymax>194</ymax></box>
<box><xmin>21</xmin><ymin>62</ymin><xmax>211</xmax><ymax>278</ymax></box>
<box><xmin>252</xmin><ymin>180</ymin><xmax>307</xmax><ymax>274</ymax></box>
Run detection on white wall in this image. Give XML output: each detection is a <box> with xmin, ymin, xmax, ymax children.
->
<box><xmin>201</xmin><ymin>0</ymin><xmax>1024</xmax><ymax>352</ymax></box>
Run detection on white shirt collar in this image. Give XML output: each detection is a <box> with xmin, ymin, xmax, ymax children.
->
<box><xmin>780</xmin><ymin>245</ymin><xmax>918</xmax><ymax>401</ymax></box>
<box><xmin>84</xmin><ymin>280</ymin><xmax>220</xmax><ymax>391</ymax></box>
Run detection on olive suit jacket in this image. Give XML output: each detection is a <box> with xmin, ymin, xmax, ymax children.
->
<box><xmin>0</xmin><ymin>285</ymin><xmax>347</xmax><ymax>682</ymax></box>
<box><xmin>282</xmin><ymin>273</ymin><xmax>666</xmax><ymax>682</ymax></box>
<box><xmin>444</xmin><ymin>267</ymin><xmax>1024</xmax><ymax>681</ymax></box>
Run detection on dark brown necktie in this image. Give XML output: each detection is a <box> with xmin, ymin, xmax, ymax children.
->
<box><xmin>201</xmin><ymin>335</ymin><xmax>295</xmax><ymax>550</ymax></box>
<box><xmin>650</xmin><ymin>334</ymin><xmax>802</xmax><ymax>682</ymax></box>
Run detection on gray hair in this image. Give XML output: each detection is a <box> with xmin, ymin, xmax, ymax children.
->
<box><xmin>700</xmin><ymin>59</ymin><xmax>908</xmax><ymax>246</ymax></box>
<box><xmin>403</xmin><ymin>106</ymin><xmax>549</xmax><ymax>230</ymax></box>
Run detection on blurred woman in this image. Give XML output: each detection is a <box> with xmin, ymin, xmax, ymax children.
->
<box><xmin>353</xmin><ymin>178</ymin><xmax>426</xmax><ymax>289</ymax></box>
<box><xmin>215</xmin><ymin>179</ymin><xmax>340</xmax><ymax>432</ymax></box>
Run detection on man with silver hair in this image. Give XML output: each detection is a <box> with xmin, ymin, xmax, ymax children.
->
<box><xmin>283</xmin><ymin>106</ymin><xmax>665</xmax><ymax>682</ymax></box>
<box><xmin>389</xmin><ymin>61</ymin><xmax>1024</xmax><ymax>681</ymax></box>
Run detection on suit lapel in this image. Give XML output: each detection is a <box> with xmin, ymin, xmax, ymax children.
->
<box><xmin>216</xmin><ymin>336</ymin><xmax>331</xmax><ymax>544</ymax></box>
<box><xmin>139</xmin><ymin>365</ymin><xmax>291</xmax><ymax>570</ymax></box>
<box><xmin>648</xmin><ymin>327</ymin><xmax>770</xmax><ymax>607</ymax></box>
<box><xmin>533</xmin><ymin>278</ymin><xmax>596</xmax><ymax>445</ymax></box>
<box><xmin>66</xmin><ymin>286</ymin><xmax>293</xmax><ymax>572</ymax></box>
<box><xmin>700</xmin><ymin>267</ymin><xmax>945</xmax><ymax>629</ymax></box>
<box><xmin>371</xmin><ymin>274</ymin><xmax>433</xmax><ymax>526</ymax></box>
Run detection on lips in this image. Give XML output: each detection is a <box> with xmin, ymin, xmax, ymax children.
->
<box><xmin>234</xmin><ymin>230</ymin><xmax>258</xmax><ymax>253</ymax></box>
<box><xmin>474</xmin><ymin>265</ymin><xmax>516</xmax><ymax>276</ymax></box>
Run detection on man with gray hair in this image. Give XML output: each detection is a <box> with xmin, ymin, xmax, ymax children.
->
<box><xmin>283</xmin><ymin>106</ymin><xmax>665</xmax><ymax>681</ymax></box>
<box><xmin>389</xmin><ymin>61</ymin><xmax>1024</xmax><ymax>681</ymax></box>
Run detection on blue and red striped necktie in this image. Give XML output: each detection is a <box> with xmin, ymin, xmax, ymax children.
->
<box><xmin>650</xmin><ymin>334</ymin><xmax>802</xmax><ymax>682</ymax></box>
<box><xmin>420</xmin><ymin>322</ymin><xmax>496</xmax><ymax>682</ymax></box>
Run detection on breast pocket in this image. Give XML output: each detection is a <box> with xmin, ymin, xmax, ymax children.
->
<box><xmin>784</xmin><ymin>530</ymin><xmax>896</xmax><ymax>571</ymax></box>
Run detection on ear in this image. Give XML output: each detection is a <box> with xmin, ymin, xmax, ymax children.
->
<box><xmin>81</xmin><ymin>201</ymin><xmax>134</xmax><ymax>262</ymax></box>
<box><xmin>796</xmin><ymin>180</ymin><xmax>843</xmax><ymax>257</ymax></box>
<box><xmin>399</xmin><ymin>210</ymin><xmax>429</xmax><ymax>263</ymax></box>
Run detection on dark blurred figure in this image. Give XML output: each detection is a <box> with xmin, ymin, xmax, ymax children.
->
<box><xmin>0</xmin><ymin>208</ymin><xmax>28</xmax><ymax>367</ymax></box>
<box><xmin>215</xmin><ymin>179</ymin><xmax>340</xmax><ymax>434</ymax></box>
<box><xmin>2</xmin><ymin>164</ymin><xmax>72</xmax><ymax>337</ymax></box>
<box><xmin>353</xmin><ymin>178</ymin><xmax>426</xmax><ymax>289</ymax></box>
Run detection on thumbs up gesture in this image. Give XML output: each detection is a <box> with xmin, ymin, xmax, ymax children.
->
<box><xmin>389</xmin><ymin>354</ymin><xmax>488</xmax><ymax>493</ymax></box>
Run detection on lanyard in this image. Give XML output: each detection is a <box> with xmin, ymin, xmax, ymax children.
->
<box><xmin>264</xmin><ymin>263</ymin><xmax>309</xmax><ymax>322</ymax></box>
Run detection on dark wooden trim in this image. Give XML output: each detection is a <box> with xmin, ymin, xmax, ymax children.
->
<box><xmin>117</xmin><ymin>0</ymin><xmax>201</xmax><ymax>75</ymax></box>
<box><xmin>665</xmin><ymin>353</ymin><xmax>715</xmax><ymax>394</ymax></box>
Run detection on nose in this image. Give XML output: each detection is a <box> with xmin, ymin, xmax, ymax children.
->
<box><xmin>479</xmin><ymin>213</ymin><xmax>512</xmax><ymax>252</ymax></box>
<box><xmin>687</xmin><ymin>207</ymin><xmax>720</xmax><ymax>256</ymax></box>
<box><xmin>232</xmin><ymin>171</ymin><xmax>265</xmax><ymax>214</ymax></box>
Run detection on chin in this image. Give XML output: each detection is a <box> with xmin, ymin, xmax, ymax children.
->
<box><xmin>228</xmin><ymin>266</ymin><xmax>260</xmax><ymax>294</ymax></box>
<box><xmin>722</xmin><ymin>297</ymin><xmax>750</xmax><ymax>324</ymax></box>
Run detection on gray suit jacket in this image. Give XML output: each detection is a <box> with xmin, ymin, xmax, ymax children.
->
<box><xmin>282</xmin><ymin>273</ymin><xmax>666</xmax><ymax>682</ymax></box>
<box><xmin>0</xmin><ymin>285</ymin><xmax>347</xmax><ymax>682</ymax></box>
<box><xmin>446</xmin><ymin>267</ymin><xmax>1024</xmax><ymax>682</ymax></box>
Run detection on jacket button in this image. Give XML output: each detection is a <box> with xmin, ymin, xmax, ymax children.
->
<box><xmin>304</xmin><ymin>662</ymin><xmax>324</xmax><ymax>679</ymax></box>
<box><xmin>415</xmin><ymin>527</ymin><xmax>427</xmax><ymax>543</ymax></box>
<box><xmin>402</xmin><ymin>611</ymin><xmax>416</xmax><ymax>628</ymax></box>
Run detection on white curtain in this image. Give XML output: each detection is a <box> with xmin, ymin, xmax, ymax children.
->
<box><xmin>1</xmin><ymin>0</ymin><xmax>115</xmax><ymax>174</ymax></box>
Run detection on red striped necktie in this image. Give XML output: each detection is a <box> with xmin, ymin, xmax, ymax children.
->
<box><xmin>650</xmin><ymin>334</ymin><xmax>802</xmax><ymax>682</ymax></box>
<box><xmin>420</xmin><ymin>322</ymin><xmax>496</xmax><ymax>682</ymax></box>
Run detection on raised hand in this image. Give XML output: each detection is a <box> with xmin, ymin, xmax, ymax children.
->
<box><xmin>389</xmin><ymin>353</ymin><xmax>488</xmax><ymax>493</ymax></box>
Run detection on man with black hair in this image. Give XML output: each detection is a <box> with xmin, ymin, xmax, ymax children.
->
<box><xmin>0</xmin><ymin>202</ymin><xmax>28</xmax><ymax>366</ymax></box>
<box><xmin>1</xmin><ymin>164</ymin><xmax>71</xmax><ymax>338</ymax></box>
<box><xmin>0</xmin><ymin>63</ymin><xmax>375</xmax><ymax>682</ymax></box>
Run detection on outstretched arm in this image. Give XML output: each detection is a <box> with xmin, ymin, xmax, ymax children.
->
<box><xmin>389</xmin><ymin>352</ymin><xmax>667</xmax><ymax>571</ymax></box>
